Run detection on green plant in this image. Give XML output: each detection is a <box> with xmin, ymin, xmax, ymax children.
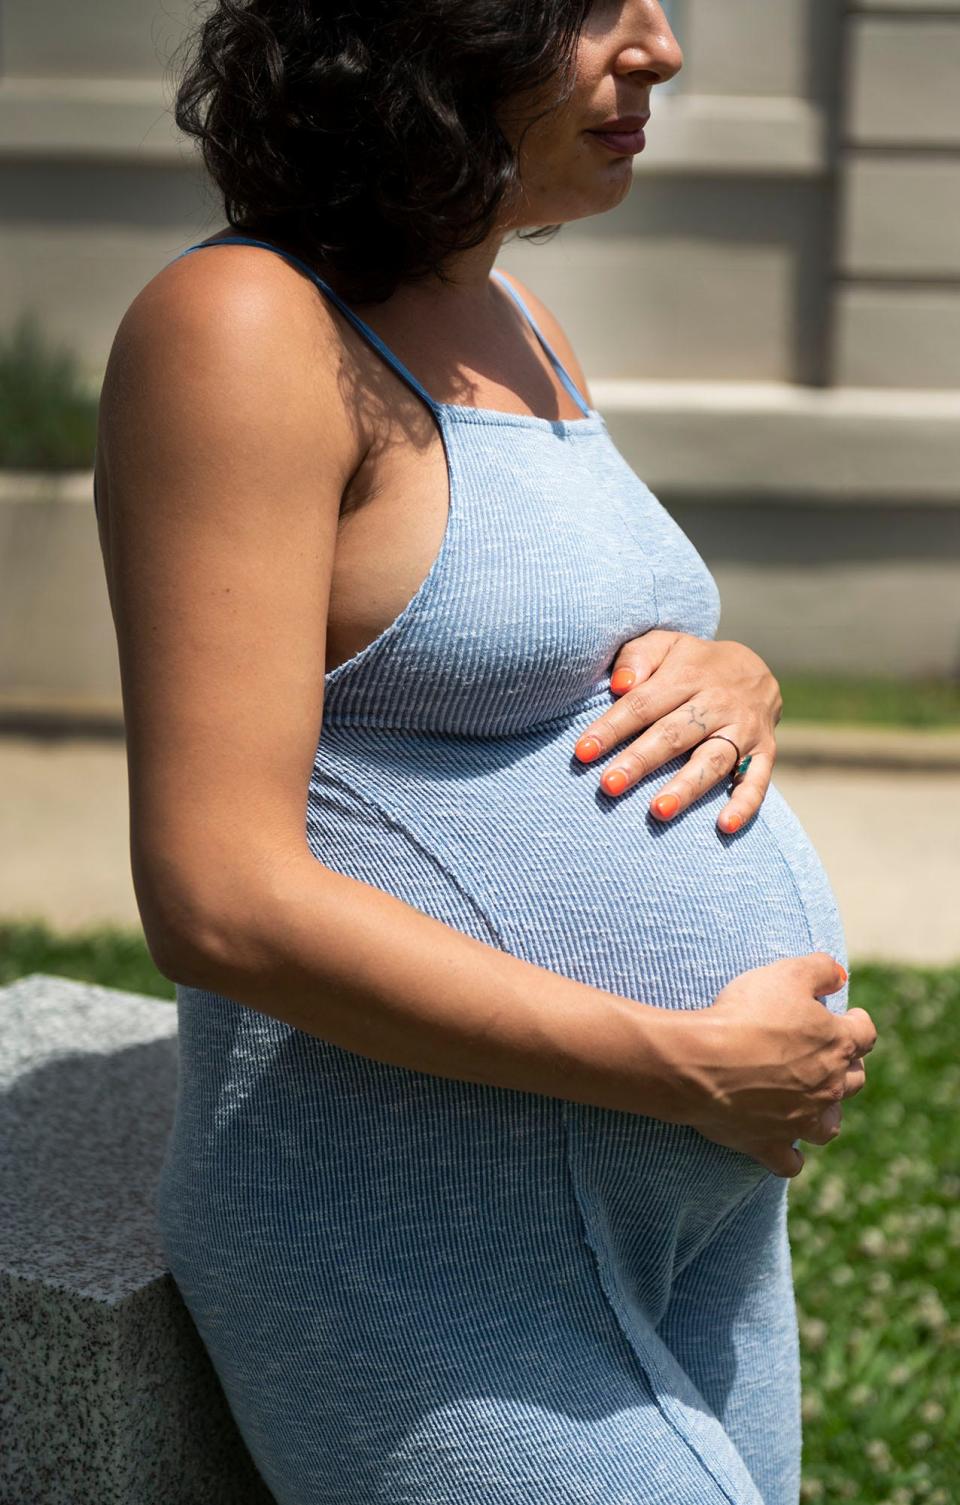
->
<box><xmin>0</xmin><ymin>308</ymin><xmax>99</xmax><ymax>469</ymax></box>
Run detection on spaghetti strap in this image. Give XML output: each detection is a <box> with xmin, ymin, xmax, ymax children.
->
<box><xmin>490</xmin><ymin>269</ymin><xmax>592</xmax><ymax>418</ymax></box>
<box><xmin>173</xmin><ymin>236</ymin><xmax>441</xmax><ymax>418</ymax></box>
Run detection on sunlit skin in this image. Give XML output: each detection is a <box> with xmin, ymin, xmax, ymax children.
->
<box><xmin>500</xmin><ymin>0</ymin><xmax>682</xmax><ymax>230</ymax></box>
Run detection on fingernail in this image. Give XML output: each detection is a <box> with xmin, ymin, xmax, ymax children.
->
<box><xmin>601</xmin><ymin>769</ymin><xmax>629</xmax><ymax>796</ymax></box>
<box><xmin>836</xmin><ymin>964</ymin><xmax>848</xmax><ymax>985</ymax></box>
<box><xmin>723</xmin><ymin>813</ymin><xmax>742</xmax><ymax>833</ymax></box>
<box><xmin>574</xmin><ymin>735</ymin><xmax>603</xmax><ymax>763</ymax></box>
<box><xmin>610</xmin><ymin>668</ymin><xmax>636</xmax><ymax>695</ymax></box>
<box><xmin>653</xmin><ymin>793</ymin><xmax>681</xmax><ymax>819</ymax></box>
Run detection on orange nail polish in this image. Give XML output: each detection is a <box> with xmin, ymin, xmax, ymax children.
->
<box><xmin>602</xmin><ymin>769</ymin><xmax>628</xmax><ymax>796</ymax></box>
<box><xmin>653</xmin><ymin>793</ymin><xmax>681</xmax><ymax>819</ymax></box>
<box><xmin>610</xmin><ymin>668</ymin><xmax>636</xmax><ymax>695</ymax></box>
<box><xmin>575</xmin><ymin>735</ymin><xmax>603</xmax><ymax>763</ymax></box>
<box><xmin>723</xmin><ymin>813</ymin><xmax>742</xmax><ymax>833</ymax></box>
<box><xmin>836</xmin><ymin>964</ymin><xmax>848</xmax><ymax>985</ymax></box>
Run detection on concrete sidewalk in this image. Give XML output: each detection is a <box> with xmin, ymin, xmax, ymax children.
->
<box><xmin>1</xmin><ymin>730</ymin><xmax>957</xmax><ymax>966</ymax></box>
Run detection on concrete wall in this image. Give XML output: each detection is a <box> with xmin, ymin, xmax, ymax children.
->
<box><xmin>1</xmin><ymin>0</ymin><xmax>959</xmax><ymax>716</ymax></box>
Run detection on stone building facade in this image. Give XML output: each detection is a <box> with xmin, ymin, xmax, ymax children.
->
<box><xmin>1</xmin><ymin>0</ymin><xmax>958</xmax><ymax>715</ymax></box>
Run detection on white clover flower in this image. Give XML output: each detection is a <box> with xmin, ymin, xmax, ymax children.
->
<box><xmin>913</xmin><ymin>1289</ymin><xmax>949</xmax><ymax>1330</ymax></box>
<box><xmin>859</xmin><ymin>1227</ymin><xmax>887</xmax><ymax>1257</ymax></box>
<box><xmin>801</xmin><ymin>1392</ymin><xmax>823</xmax><ymax>1421</ymax></box>
<box><xmin>866</xmin><ymin>1438</ymin><xmax>893</xmax><ymax>1462</ymax></box>
<box><xmin>800</xmin><ymin>1316</ymin><xmax>828</xmax><ymax>1350</ymax></box>
<box><xmin>799</xmin><ymin>1480</ymin><xmax>824</xmax><ymax>1502</ymax></box>
<box><xmin>814</xmin><ymin>1176</ymin><xmax>846</xmax><ymax>1215</ymax></box>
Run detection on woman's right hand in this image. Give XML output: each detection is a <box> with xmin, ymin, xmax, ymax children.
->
<box><xmin>679</xmin><ymin>953</ymin><xmax>877</xmax><ymax>1178</ymax></box>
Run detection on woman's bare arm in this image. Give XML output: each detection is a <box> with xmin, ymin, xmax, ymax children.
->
<box><xmin>95</xmin><ymin>246</ymin><xmax>695</xmax><ymax>1123</ymax></box>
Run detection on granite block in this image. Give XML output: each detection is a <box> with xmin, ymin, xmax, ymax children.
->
<box><xmin>0</xmin><ymin>973</ymin><xmax>276</xmax><ymax>1505</ymax></box>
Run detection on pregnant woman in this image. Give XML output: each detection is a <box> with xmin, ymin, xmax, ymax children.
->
<box><xmin>93</xmin><ymin>2</ymin><xmax>877</xmax><ymax>1502</ymax></box>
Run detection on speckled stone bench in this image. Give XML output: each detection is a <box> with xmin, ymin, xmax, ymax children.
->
<box><xmin>1</xmin><ymin>973</ymin><xmax>276</xmax><ymax>1505</ymax></box>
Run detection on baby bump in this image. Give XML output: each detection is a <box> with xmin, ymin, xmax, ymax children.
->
<box><xmin>480</xmin><ymin>763</ymin><xmax>846</xmax><ymax>1317</ymax></box>
<box><xmin>311</xmin><ymin>725</ymin><xmax>848</xmax><ymax>1016</ymax></box>
<box><xmin>306</xmin><ymin>740</ymin><xmax>847</xmax><ymax>1322</ymax></box>
<box><xmin>416</xmin><ymin>756</ymin><xmax>849</xmax><ymax>1019</ymax></box>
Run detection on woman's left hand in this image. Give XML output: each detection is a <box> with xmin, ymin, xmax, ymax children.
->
<box><xmin>573</xmin><ymin>631</ymin><xmax>783</xmax><ymax>834</ymax></box>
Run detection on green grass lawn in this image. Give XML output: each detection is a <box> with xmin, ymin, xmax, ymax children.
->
<box><xmin>2</xmin><ymin>921</ymin><xmax>958</xmax><ymax>1503</ymax></box>
<box><xmin>777</xmin><ymin>676</ymin><xmax>960</xmax><ymax>730</ymax></box>
<box><xmin>788</xmin><ymin>961</ymin><xmax>960</xmax><ymax>1504</ymax></box>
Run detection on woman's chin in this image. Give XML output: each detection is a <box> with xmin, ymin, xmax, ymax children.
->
<box><xmin>509</xmin><ymin>165</ymin><xmax>635</xmax><ymax>230</ymax></box>
<box><xmin>565</xmin><ymin>171</ymin><xmax>635</xmax><ymax>223</ymax></box>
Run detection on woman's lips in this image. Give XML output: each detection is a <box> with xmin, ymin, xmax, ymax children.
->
<box><xmin>587</xmin><ymin>127</ymin><xmax>647</xmax><ymax>155</ymax></box>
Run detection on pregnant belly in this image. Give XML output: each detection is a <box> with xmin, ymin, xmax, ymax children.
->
<box><xmin>310</xmin><ymin>716</ymin><xmax>849</xmax><ymax>1017</ymax></box>
<box><xmin>304</xmin><ymin>717</ymin><xmax>849</xmax><ymax>1320</ymax></box>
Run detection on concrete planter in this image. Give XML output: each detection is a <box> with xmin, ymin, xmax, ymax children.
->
<box><xmin>0</xmin><ymin>469</ymin><xmax>122</xmax><ymax>731</ymax></box>
<box><xmin>3</xmin><ymin>402</ymin><xmax>959</xmax><ymax>738</ymax></box>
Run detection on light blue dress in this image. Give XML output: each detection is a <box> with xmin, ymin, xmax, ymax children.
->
<box><xmin>155</xmin><ymin>235</ymin><xmax>849</xmax><ymax>1505</ymax></box>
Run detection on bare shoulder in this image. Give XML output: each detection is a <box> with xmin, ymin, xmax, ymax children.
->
<box><xmin>129</xmin><ymin>237</ymin><xmax>340</xmax><ymax>352</ymax></box>
<box><xmin>493</xmin><ymin>267</ymin><xmax>593</xmax><ymax>407</ymax></box>
<box><xmin>101</xmin><ymin>240</ymin><xmax>362</xmax><ymax>478</ymax></box>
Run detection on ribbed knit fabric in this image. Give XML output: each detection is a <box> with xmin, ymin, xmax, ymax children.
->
<box><xmin>155</xmin><ymin>236</ymin><xmax>849</xmax><ymax>1505</ymax></box>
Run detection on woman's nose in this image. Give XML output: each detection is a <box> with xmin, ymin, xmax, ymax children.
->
<box><xmin>615</xmin><ymin>3</ymin><xmax>684</xmax><ymax>86</ymax></box>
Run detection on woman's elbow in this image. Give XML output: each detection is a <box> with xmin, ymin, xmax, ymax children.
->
<box><xmin>131</xmin><ymin>844</ymin><xmax>296</xmax><ymax>990</ymax></box>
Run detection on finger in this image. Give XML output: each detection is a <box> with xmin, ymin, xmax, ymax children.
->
<box><xmin>843</xmin><ymin>1007</ymin><xmax>879</xmax><ymax>1058</ymax></box>
<box><xmin>587</xmin><ymin>703</ymin><xmax>731</xmax><ymax>798</ymax></box>
<box><xmin>573</xmin><ymin>679</ymin><xmax>716</xmax><ymax>768</ymax></box>
<box><xmin>608</xmin><ymin>630</ymin><xmax>683</xmax><ymax>696</ymax></box>
<box><xmin>715</xmin><ymin>749</ymin><xmax>774</xmax><ymax>835</ymax></box>
<box><xmin>644</xmin><ymin>734</ymin><xmax>740</xmax><ymax>821</ymax></box>
<box><xmin>797</xmin><ymin>1102</ymin><xmax>843</xmax><ymax>1146</ymax></box>
<box><xmin>843</xmin><ymin>1059</ymin><xmax>867</xmax><ymax>1098</ymax></box>
<box><xmin>761</xmin><ymin>1143</ymin><xmax>805</xmax><ymax>1178</ymax></box>
<box><xmin>793</xmin><ymin>952</ymin><xmax>849</xmax><ymax>997</ymax></box>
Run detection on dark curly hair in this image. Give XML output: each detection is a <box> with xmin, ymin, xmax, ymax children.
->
<box><xmin>170</xmin><ymin>0</ymin><xmax>593</xmax><ymax>302</ymax></box>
